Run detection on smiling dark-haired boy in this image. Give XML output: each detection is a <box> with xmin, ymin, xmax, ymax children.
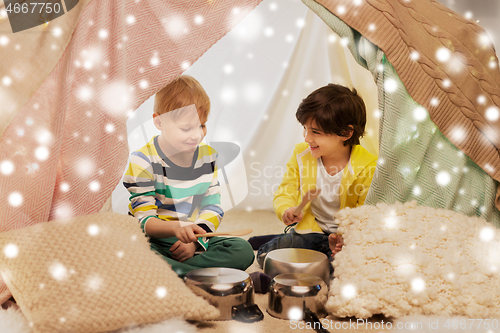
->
<box><xmin>255</xmin><ymin>83</ymin><xmax>378</xmax><ymax>267</ymax></box>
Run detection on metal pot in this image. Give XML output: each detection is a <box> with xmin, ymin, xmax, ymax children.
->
<box><xmin>184</xmin><ymin>267</ymin><xmax>263</xmax><ymax>322</ymax></box>
<box><xmin>263</xmin><ymin>248</ymin><xmax>331</xmax><ymax>284</ymax></box>
<box><xmin>268</xmin><ymin>273</ymin><xmax>328</xmax><ymax>320</ymax></box>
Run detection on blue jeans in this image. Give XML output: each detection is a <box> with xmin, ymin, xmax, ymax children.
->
<box><xmin>256</xmin><ymin>229</ymin><xmax>332</xmax><ymax>268</ymax></box>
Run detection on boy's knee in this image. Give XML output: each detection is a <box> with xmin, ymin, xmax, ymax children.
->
<box><xmin>226</xmin><ymin>238</ymin><xmax>255</xmax><ymax>268</ymax></box>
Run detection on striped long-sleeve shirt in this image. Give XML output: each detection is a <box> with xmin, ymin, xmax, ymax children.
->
<box><xmin>123</xmin><ymin>136</ymin><xmax>223</xmax><ymax>250</ymax></box>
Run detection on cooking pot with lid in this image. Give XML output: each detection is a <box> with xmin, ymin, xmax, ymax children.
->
<box><xmin>184</xmin><ymin>267</ymin><xmax>263</xmax><ymax>322</ymax></box>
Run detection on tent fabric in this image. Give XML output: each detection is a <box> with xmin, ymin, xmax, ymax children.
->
<box><xmin>309</xmin><ymin>0</ymin><xmax>500</xmax><ymax>211</ymax></box>
<box><xmin>110</xmin><ymin>2</ymin><xmax>382</xmax><ymax>214</ymax></box>
<box><xmin>0</xmin><ymin>0</ymin><xmax>93</xmax><ymax>138</ymax></box>
<box><xmin>367</xmin><ymin>55</ymin><xmax>500</xmax><ymax>226</ymax></box>
<box><xmin>303</xmin><ymin>0</ymin><xmax>500</xmax><ymax>226</ymax></box>
<box><xmin>0</xmin><ymin>0</ymin><xmax>262</xmax><ymax>305</ymax></box>
<box><xmin>232</xmin><ymin>7</ymin><xmax>380</xmax><ymax>211</ymax></box>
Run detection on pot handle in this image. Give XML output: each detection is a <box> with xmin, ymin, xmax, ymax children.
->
<box><xmin>231</xmin><ymin>303</ymin><xmax>264</xmax><ymax>322</ymax></box>
<box><xmin>303</xmin><ymin>306</ymin><xmax>329</xmax><ymax>333</ymax></box>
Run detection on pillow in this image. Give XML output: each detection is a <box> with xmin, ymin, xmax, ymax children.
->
<box><xmin>0</xmin><ymin>212</ymin><xmax>219</xmax><ymax>333</ymax></box>
<box><xmin>327</xmin><ymin>201</ymin><xmax>500</xmax><ymax>319</ymax></box>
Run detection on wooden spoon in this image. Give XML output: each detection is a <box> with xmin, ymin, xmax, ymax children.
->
<box><xmin>293</xmin><ymin>188</ymin><xmax>321</xmax><ymax>216</ymax></box>
<box><xmin>195</xmin><ymin>228</ymin><xmax>253</xmax><ymax>238</ymax></box>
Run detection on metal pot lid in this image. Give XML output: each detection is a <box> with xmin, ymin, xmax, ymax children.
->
<box><xmin>266</xmin><ymin>248</ymin><xmax>328</xmax><ymax>263</ymax></box>
<box><xmin>185</xmin><ymin>267</ymin><xmax>249</xmax><ymax>284</ymax></box>
<box><xmin>185</xmin><ymin>268</ymin><xmax>257</xmax><ymax>321</ymax></box>
<box><xmin>273</xmin><ymin>273</ymin><xmax>324</xmax><ymax>287</ymax></box>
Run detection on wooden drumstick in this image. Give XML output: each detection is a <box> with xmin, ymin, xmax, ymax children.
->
<box><xmin>293</xmin><ymin>188</ymin><xmax>321</xmax><ymax>216</ymax></box>
<box><xmin>194</xmin><ymin>228</ymin><xmax>253</xmax><ymax>238</ymax></box>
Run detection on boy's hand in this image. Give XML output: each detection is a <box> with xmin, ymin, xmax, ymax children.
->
<box><xmin>170</xmin><ymin>241</ymin><xmax>198</xmax><ymax>262</ymax></box>
<box><xmin>329</xmin><ymin>233</ymin><xmax>344</xmax><ymax>258</ymax></box>
<box><xmin>174</xmin><ymin>224</ymin><xmax>206</xmax><ymax>243</ymax></box>
<box><xmin>283</xmin><ymin>207</ymin><xmax>303</xmax><ymax>225</ymax></box>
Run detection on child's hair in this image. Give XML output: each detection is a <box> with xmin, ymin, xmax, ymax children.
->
<box><xmin>296</xmin><ymin>83</ymin><xmax>366</xmax><ymax>146</ymax></box>
<box><xmin>154</xmin><ymin>75</ymin><xmax>210</xmax><ymax>123</ymax></box>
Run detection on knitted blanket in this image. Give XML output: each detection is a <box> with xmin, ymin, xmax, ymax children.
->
<box><xmin>0</xmin><ymin>0</ymin><xmax>92</xmax><ymax>139</ymax></box>
<box><xmin>308</xmin><ymin>0</ymin><xmax>500</xmax><ymax>209</ymax></box>
<box><xmin>0</xmin><ymin>0</ymin><xmax>262</xmax><ymax>304</ymax></box>
<box><xmin>302</xmin><ymin>0</ymin><xmax>500</xmax><ymax>226</ymax></box>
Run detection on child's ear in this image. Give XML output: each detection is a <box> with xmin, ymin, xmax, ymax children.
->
<box><xmin>340</xmin><ymin>125</ymin><xmax>354</xmax><ymax>141</ymax></box>
<box><xmin>153</xmin><ymin>113</ymin><xmax>161</xmax><ymax>130</ymax></box>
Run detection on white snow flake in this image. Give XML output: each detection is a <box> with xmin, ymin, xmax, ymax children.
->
<box><xmin>60</xmin><ymin>182</ymin><xmax>70</xmax><ymax>192</ymax></box>
<box><xmin>479</xmin><ymin>227</ymin><xmax>495</xmax><ymax>242</ymax></box>
<box><xmin>436</xmin><ymin>47</ymin><xmax>451</xmax><ymax>62</ymax></box>
<box><xmin>137</xmin><ymin>79</ymin><xmax>148</xmax><ymax>89</ymax></box>
<box><xmin>485</xmin><ymin>106</ymin><xmax>499</xmax><ymax>122</ymax></box>
<box><xmin>0</xmin><ymin>36</ymin><xmax>9</xmax><ymax>46</ymax></box>
<box><xmin>105</xmin><ymin>123</ymin><xmax>115</xmax><ymax>133</ymax></box>
<box><xmin>49</xmin><ymin>262</ymin><xmax>68</xmax><ymax>281</ymax></box>
<box><xmin>126</xmin><ymin>15</ymin><xmax>136</xmax><ymax>25</ymax></box>
<box><xmin>341</xmin><ymin>284</ymin><xmax>357</xmax><ymax>300</ymax></box>
<box><xmin>52</xmin><ymin>27</ymin><xmax>62</xmax><ymax>37</ymax></box>
<box><xmin>35</xmin><ymin>146</ymin><xmax>50</xmax><ymax>161</ymax></box>
<box><xmin>411</xmin><ymin>277</ymin><xmax>426</xmax><ymax>292</ymax></box>
<box><xmin>413</xmin><ymin>107</ymin><xmax>427</xmax><ymax>122</ymax></box>
<box><xmin>98</xmin><ymin>29</ymin><xmax>109</xmax><ymax>40</ymax></box>
<box><xmin>87</xmin><ymin>224</ymin><xmax>100</xmax><ymax>236</ymax></box>
<box><xmin>223</xmin><ymin>64</ymin><xmax>234</xmax><ymax>75</ymax></box>
<box><xmin>8</xmin><ymin>192</ymin><xmax>23</xmax><ymax>207</ymax></box>
<box><xmin>0</xmin><ymin>160</ymin><xmax>14</xmax><ymax>175</ymax></box>
<box><xmin>436</xmin><ymin>171</ymin><xmax>451</xmax><ymax>186</ymax></box>
<box><xmin>99</xmin><ymin>81</ymin><xmax>134</xmax><ymax>116</ymax></box>
<box><xmin>77</xmin><ymin>86</ymin><xmax>94</xmax><ymax>102</ymax></box>
<box><xmin>2</xmin><ymin>76</ymin><xmax>12</xmax><ymax>86</ymax></box>
<box><xmin>3</xmin><ymin>244</ymin><xmax>19</xmax><ymax>258</ymax></box>
<box><xmin>155</xmin><ymin>286</ymin><xmax>167</xmax><ymax>298</ymax></box>
<box><xmin>150</xmin><ymin>53</ymin><xmax>160</xmax><ymax>66</ymax></box>
<box><xmin>194</xmin><ymin>15</ymin><xmax>204</xmax><ymax>25</ymax></box>
<box><xmin>89</xmin><ymin>181</ymin><xmax>100</xmax><ymax>192</ymax></box>
<box><xmin>162</xmin><ymin>14</ymin><xmax>188</xmax><ymax>41</ymax></box>
<box><xmin>384</xmin><ymin>79</ymin><xmax>398</xmax><ymax>93</ymax></box>
<box><xmin>86</xmin><ymin>275</ymin><xmax>103</xmax><ymax>291</ymax></box>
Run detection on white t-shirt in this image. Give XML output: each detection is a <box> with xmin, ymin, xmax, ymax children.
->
<box><xmin>310</xmin><ymin>158</ymin><xmax>343</xmax><ymax>234</ymax></box>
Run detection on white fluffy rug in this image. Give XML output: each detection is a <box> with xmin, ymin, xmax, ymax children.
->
<box><xmin>328</xmin><ymin>201</ymin><xmax>500</xmax><ymax>319</ymax></box>
<box><xmin>0</xmin><ymin>307</ymin><xmax>31</xmax><ymax>333</ymax></box>
<box><xmin>0</xmin><ymin>307</ymin><xmax>198</xmax><ymax>333</ymax></box>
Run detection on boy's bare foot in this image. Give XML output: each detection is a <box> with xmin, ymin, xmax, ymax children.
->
<box><xmin>328</xmin><ymin>233</ymin><xmax>343</xmax><ymax>258</ymax></box>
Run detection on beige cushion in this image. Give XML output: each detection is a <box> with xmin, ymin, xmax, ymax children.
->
<box><xmin>0</xmin><ymin>212</ymin><xmax>219</xmax><ymax>333</ymax></box>
<box><xmin>328</xmin><ymin>201</ymin><xmax>500</xmax><ymax>319</ymax></box>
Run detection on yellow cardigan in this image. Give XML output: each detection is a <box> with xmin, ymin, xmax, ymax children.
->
<box><xmin>273</xmin><ymin>142</ymin><xmax>378</xmax><ymax>234</ymax></box>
